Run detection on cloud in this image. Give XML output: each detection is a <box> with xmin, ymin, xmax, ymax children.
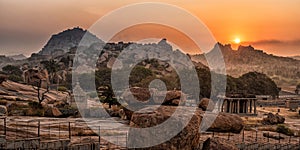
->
<box><xmin>245</xmin><ymin>39</ymin><xmax>300</xmax><ymax>46</ymax></box>
<box><xmin>241</xmin><ymin>39</ymin><xmax>300</xmax><ymax>56</ymax></box>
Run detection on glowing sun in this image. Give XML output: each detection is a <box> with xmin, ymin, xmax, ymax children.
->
<box><xmin>234</xmin><ymin>38</ymin><xmax>241</xmax><ymax>44</ymax></box>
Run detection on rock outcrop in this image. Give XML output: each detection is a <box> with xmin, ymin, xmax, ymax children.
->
<box><xmin>128</xmin><ymin>105</ymin><xmax>244</xmax><ymax>149</ymax></box>
<box><xmin>0</xmin><ymin>80</ymin><xmax>70</xmax><ymax>106</ymax></box>
<box><xmin>129</xmin><ymin>106</ymin><xmax>202</xmax><ymax>149</ymax></box>
<box><xmin>262</xmin><ymin>113</ymin><xmax>285</xmax><ymax>125</ymax></box>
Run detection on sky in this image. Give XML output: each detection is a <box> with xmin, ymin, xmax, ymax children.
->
<box><xmin>0</xmin><ymin>0</ymin><xmax>300</xmax><ymax>56</ymax></box>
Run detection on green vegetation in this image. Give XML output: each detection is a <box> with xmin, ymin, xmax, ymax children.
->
<box><xmin>57</xmin><ymin>86</ymin><xmax>68</xmax><ymax>92</ymax></box>
<box><xmin>91</xmin><ymin>62</ymin><xmax>279</xmax><ymax>105</ymax></box>
<box><xmin>129</xmin><ymin>66</ymin><xmax>153</xmax><ymax>85</ymax></box>
<box><xmin>2</xmin><ymin>65</ymin><xmax>23</xmax><ymax>82</ymax></box>
<box><xmin>41</xmin><ymin>59</ymin><xmax>59</xmax><ymax>84</ymax></box>
<box><xmin>276</xmin><ymin>124</ymin><xmax>294</xmax><ymax>136</ymax></box>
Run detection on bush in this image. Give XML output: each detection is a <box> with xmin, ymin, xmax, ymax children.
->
<box><xmin>276</xmin><ymin>124</ymin><xmax>294</xmax><ymax>136</ymax></box>
<box><xmin>8</xmin><ymin>74</ymin><xmax>23</xmax><ymax>82</ymax></box>
<box><xmin>58</xmin><ymin>86</ymin><xmax>68</xmax><ymax>92</ymax></box>
<box><xmin>88</xmin><ymin>92</ymin><xmax>98</xmax><ymax>98</ymax></box>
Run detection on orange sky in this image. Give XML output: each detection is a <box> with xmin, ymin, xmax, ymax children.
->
<box><xmin>0</xmin><ymin>0</ymin><xmax>300</xmax><ymax>56</ymax></box>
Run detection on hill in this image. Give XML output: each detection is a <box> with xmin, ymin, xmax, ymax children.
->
<box><xmin>191</xmin><ymin>43</ymin><xmax>300</xmax><ymax>86</ymax></box>
<box><xmin>38</xmin><ymin>27</ymin><xmax>102</xmax><ymax>55</ymax></box>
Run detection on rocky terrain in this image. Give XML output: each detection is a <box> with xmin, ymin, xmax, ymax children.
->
<box><xmin>0</xmin><ymin>79</ymin><xmax>71</xmax><ymax>117</ymax></box>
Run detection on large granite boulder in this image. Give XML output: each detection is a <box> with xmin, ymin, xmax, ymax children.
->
<box><xmin>198</xmin><ymin>98</ymin><xmax>215</xmax><ymax>111</ymax></box>
<box><xmin>202</xmin><ymin>138</ymin><xmax>238</xmax><ymax>150</ymax></box>
<box><xmin>206</xmin><ymin>113</ymin><xmax>244</xmax><ymax>133</ymax></box>
<box><xmin>129</xmin><ymin>106</ymin><xmax>202</xmax><ymax>149</ymax></box>
<box><xmin>45</xmin><ymin>107</ymin><xmax>63</xmax><ymax>117</ymax></box>
<box><xmin>262</xmin><ymin>113</ymin><xmax>285</xmax><ymax>125</ymax></box>
<box><xmin>128</xmin><ymin>106</ymin><xmax>244</xmax><ymax>149</ymax></box>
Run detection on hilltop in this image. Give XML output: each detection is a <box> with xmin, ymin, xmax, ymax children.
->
<box><xmin>38</xmin><ymin>27</ymin><xmax>102</xmax><ymax>55</ymax></box>
<box><xmin>191</xmin><ymin>43</ymin><xmax>300</xmax><ymax>86</ymax></box>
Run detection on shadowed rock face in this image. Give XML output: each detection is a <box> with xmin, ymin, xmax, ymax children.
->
<box><xmin>128</xmin><ymin>105</ymin><xmax>244</xmax><ymax>149</ymax></box>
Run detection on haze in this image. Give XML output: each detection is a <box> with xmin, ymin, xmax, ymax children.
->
<box><xmin>0</xmin><ymin>0</ymin><xmax>300</xmax><ymax>56</ymax></box>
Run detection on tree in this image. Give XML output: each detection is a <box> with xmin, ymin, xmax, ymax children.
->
<box><xmin>2</xmin><ymin>65</ymin><xmax>22</xmax><ymax>76</ymax></box>
<box><xmin>95</xmin><ymin>68</ymin><xmax>118</xmax><ymax>108</ymax></box>
<box><xmin>41</xmin><ymin>59</ymin><xmax>59</xmax><ymax>84</ymax></box>
<box><xmin>2</xmin><ymin>65</ymin><xmax>23</xmax><ymax>82</ymax></box>
<box><xmin>32</xmin><ymin>79</ymin><xmax>49</xmax><ymax>105</ymax></box>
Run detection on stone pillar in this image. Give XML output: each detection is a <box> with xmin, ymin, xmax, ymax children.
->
<box><xmin>237</xmin><ymin>100</ymin><xmax>240</xmax><ymax>114</ymax></box>
<box><xmin>250</xmin><ymin>99</ymin><xmax>252</xmax><ymax>113</ymax></box>
<box><xmin>254</xmin><ymin>100</ymin><xmax>257</xmax><ymax>114</ymax></box>
<box><xmin>221</xmin><ymin>100</ymin><xmax>224</xmax><ymax>112</ymax></box>
<box><xmin>229</xmin><ymin>100</ymin><xmax>232</xmax><ymax>113</ymax></box>
<box><xmin>245</xmin><ymin>100</ymin><xmax>248</xmax><ymax>114</ymax></box>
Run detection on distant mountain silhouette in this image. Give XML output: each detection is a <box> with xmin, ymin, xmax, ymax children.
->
<box><xmin>8</xmin><ymin>54</ymin><xmax>27</xmax><ymax>60</ymax></box>
<box><xmin>191</xmin><ymin>43</ymin><xmax>300</xmax><ymax>86</ymax></box>
<box><xmin>39</xmin><ymin>27</ymin><xmax>102</xmax><ymax>55</ymax></box>
<box><xmin>291</xmin><ymin>55</ymin><xmax>300</xmax><ymax>60</ymax></box>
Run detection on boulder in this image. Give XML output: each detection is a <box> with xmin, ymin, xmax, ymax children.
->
<box><xmin>205</xmin><ymin>113</ymin><xmax>244</xmax><ymax>133</ymax></box>
<box><xmin>0</xmin><ymin>105</ymin><xmax>7</xmax><ymax>116</ymax></box>
<box><xmin>129</xmin><ymin>106</ymin><xmax>202</xmax><ymax>149</ymax></box>
<box><xmin>161</xmin><ymin>91</ymin><xmax>185</xmax><ymax>106</ymax></box>
<box><xmin>127</xmin><ymin>105</ymin><xmax>244</xmax><ymax>149</ymax></box>
<box><xmin>52</xmin><ymin>107</ymin><xmax>63</xmax><ymax>117</ymax></box>
<box><xmin>198</xmin><ymin>98</ymin><xmax>215</xmax><ymax>111</ymax></box>
<box><xmin>122</xmin><ymin>87</ymin><xmax>151</xmax><ymax>104</ymax></box>
<box><xmin>202</xmin><ymin>138</ymin><xmax>238</xmax><ymax>150</ymax></box>
<box><xmin>45</xmin><ymin>107</ymin><xmax>63</xmax><ymax>117</ymax></box>
<box><xmin>262</xmin><ymin>113</ymin><xmax>285</xmax><ymax>125</ymax></box>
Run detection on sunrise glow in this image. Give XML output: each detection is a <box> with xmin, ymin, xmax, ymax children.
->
<box><xmin>234</xmin><ymin>38</ymin><xmax>241</xmax><ymax>44</ymax></box>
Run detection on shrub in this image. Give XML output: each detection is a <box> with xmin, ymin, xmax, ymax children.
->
<box><xmin>276</xmin><ymin>124</ymin><xmax>294</xmax><ymax>136</ymax></box>
<box><xmin>8</xmin><ymin>75</ymin><xmax>23</xmax><ymax>82</ymax></box>
<box><xmin>57</xmin><ymin>86</ymin><xmax>68</xmax><ymax>92</ymax></box>
<box><xmin>88</xmin><ymin>92</ymin><xmax>98</xmax><ymax>98</ymax></box>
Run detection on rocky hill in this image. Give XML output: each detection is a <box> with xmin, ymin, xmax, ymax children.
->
<box><xmin>0</xmin><ymin>27</ymin><xmax>280</xmax><ymax>100</ymax></box>
<box><xmin>39</xmin><ymin>27</ymin><xmax>102</xmax><ymax>55</ymax></box>
<box><xmin>191</xmin><ymin>43</ymin><xmax>300</xmax><ymax>86</ymax></box>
